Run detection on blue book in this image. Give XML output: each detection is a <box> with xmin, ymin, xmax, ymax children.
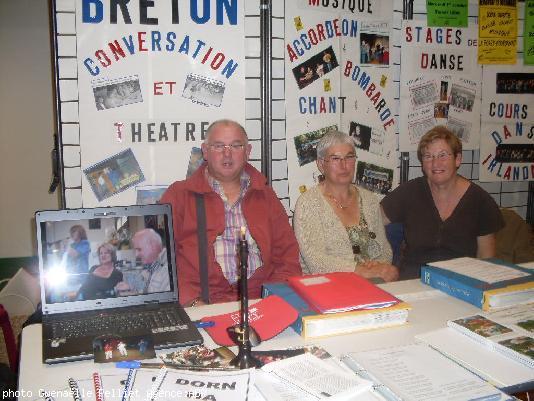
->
<box><xmin>420</xmin><ymin>258</ymin><xmax>533</xmax><ymax>311</ymax></box>
<box><xmin>262</xmin><ymin>282</ymin><xmax>411</xmax><ymax>339</ymax></box>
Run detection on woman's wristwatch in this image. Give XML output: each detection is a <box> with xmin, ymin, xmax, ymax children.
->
<box><xmin>190</xmin><ymin>298</ymin><xmax>201</xmax><ymax>307</ymax></box>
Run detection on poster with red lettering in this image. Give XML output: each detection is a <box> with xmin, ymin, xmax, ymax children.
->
<box><xmin>72</xmin><ymin>0</ymin><xmax>245</xmax><ymax>206</ymax></box>
<box><xmin>399</xmin><ymin>21</ymin><xmax>482</xmax><ymax>151</ymax></box>
<box><xmin>479</xmin><ymin>63</ymin><xmax>534</xmax><ymax>182</ymax></box>
<box><xmin>284</xmin><ymin>0</ymin><xmax>397</xmax><ymax>209</ymax></box>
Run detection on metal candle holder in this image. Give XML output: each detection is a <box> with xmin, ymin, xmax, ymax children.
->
<box><xmin>229</xmin><ymin>227</ymin><xmax>262</xmax><ymax>369</ymax></box>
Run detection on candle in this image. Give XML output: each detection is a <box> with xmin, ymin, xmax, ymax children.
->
<box><xmin>230</xmin><ymin>224</ymin><xmax>261</xmax><ymax>368</ymax></box>
<box><xmin>239</xmin><ymin>226</ymin><xmax>248</xmax><ymax>272</ymax></box>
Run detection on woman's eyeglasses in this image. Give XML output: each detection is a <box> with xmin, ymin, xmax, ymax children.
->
<box><xmin>421</xmin><ymin>152</ymin><xmax>452</xmax><ymax>162</ymax></box>
<box><xmin>323</xmin><ymin>155</ymin><xmax>357</xmax><ymax>165</ymax></box>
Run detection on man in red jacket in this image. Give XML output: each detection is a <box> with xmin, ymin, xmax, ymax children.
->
<box><xmin>161</xmin><ymin>119</ymin><xmax>301</xmax><ymax>306</ymax></box>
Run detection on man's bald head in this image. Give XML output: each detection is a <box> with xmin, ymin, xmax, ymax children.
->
<box><xmin>132</xmin><ymin>228</ymin><xmax>162</xmax><ymax>265</ymax></box>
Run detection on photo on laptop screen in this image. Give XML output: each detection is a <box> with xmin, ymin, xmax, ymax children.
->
<box><xmin>36</xmin><ymin>205</ymin><xmax>177</xmax><ymax>309</ymax></box>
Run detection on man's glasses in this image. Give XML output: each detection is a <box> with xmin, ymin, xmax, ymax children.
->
<box><xmin>209</xmin><ymin>143</ymin><xmax>246</xmax><ymax>152</ymax></box>
<box><xmin>323</xmin><ymin>154</ymin><xmax>357</xmax><ymax>165</ymax></box>
<box><xmin>422</xmin><ymin>151</ymin><xmax>452</xmax><ymax>162</ymax></box>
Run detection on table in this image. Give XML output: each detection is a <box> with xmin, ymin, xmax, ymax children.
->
<box><xmin>17</xmin><ymin>279</ymin><xmax>488</xmax><ymax>399</ymax></box>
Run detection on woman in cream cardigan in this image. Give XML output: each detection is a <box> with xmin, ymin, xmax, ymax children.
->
<box><xmin>293</xmin><ymin>130</ymin><xmax>398</xmax><ymax>282</ymax></box>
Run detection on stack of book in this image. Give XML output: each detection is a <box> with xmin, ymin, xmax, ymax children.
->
<box><xmin>262</xmin><ymin>272</ymin><xmax>411</xmax><ymax>339</ymax></box>
<box><xmin>420</xmin><ymin>257</ymin><xmax>534</xmax><ymax>311</ymax></box>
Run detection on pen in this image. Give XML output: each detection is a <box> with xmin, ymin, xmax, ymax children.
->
<box><xmin>193</xmin><ymin>320</ymin><xmax>215</xmax><ymax>328</ymax></box>
<box><xmin>116</xmin><ymin>360</ymin><xmax>145</xmax><ymax>369</ymax></box>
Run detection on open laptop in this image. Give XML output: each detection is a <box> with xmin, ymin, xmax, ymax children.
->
<box><xmin>36</xmin><ymin>204</ymin><xmax>203</xmax><ymax>364</ymax></box>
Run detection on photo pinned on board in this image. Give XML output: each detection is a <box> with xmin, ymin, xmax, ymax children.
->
<box><xmin>182</xmin><ymin>73</ymin><xmax>225</xmax><ymax>107</ymax></box>
<box><xmin>292</xmin><ymin>46</ymin><xmax>339</xmax><ymax>90</ymax></box>
<box><xmin>92</xmin><ymin>76</ymin><xmax>143</xmax><ymax>110</ymax></box>
<box><xmin>408</xmin><ymin>115</ymin><xmax>437</xmax><ymax>145</ymax></box>
<box><xmin>495</xmin><ymin>144</ymin><xmax>534</xmax><ymax>163</ymax></box>
<box><xmin>446</xmin><ymin>117</ymin><xmax>471</xmax><ymax>143</ymax></box>
<box><xmin>348</xmin><ymin>121</ymin><xmax>372</xmax><ymax>151</ymax></box>
<box><xmin>293</xmin><ymin>124</ymin><xmax>338</xmax><ymax>166</ymax></box>
<box><xmin>439</xmin><ymin>81</ymin><xmax>449</xmax><ymax>101</ymax></box>
<box><xmin>449</xmin><ymin>83</ymin><xmax>475</xmax><ymax>112</ymax></box>
<box><xmin>355</xmin><ymin>161</ymin><xmax>393</xmax><ymax>195</ymax></box>
<box><xmin>360</xmin><ymin>32</ymin><xmax>390</xmax><ymax>65</ymax></box>
<box><xmin>409</xmin><ymin>81</ymin><xmax>439</xmax><ymax>109</ymax></box>
<box><xmin>186</xmin><ymin>147</ymin><xmax>205</xmax><ymax>177</ymax></box>
<box><xmin>496</xmin><ymin>73</ymin><xmax>534</xmax><ymax>94</ymax></box>
<box><xmin>135</xmin><ymin>185</ymin><xmax>168</xmax><ymax>205</ymax></box>
<box><xmin>84</xmin><ymin>148</ymin><xmax>145</xmax><ymax>202</ymax></box>
<box><xmin>434</xmin><ymin>102</ymin><xmax>449</xmax><ymax>119</ymax></box>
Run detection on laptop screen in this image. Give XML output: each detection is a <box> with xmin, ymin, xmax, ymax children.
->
<box><xmin>36</xmin><ymin>204</ymin><xmax>178</xmax><ymax>314</ymax></box>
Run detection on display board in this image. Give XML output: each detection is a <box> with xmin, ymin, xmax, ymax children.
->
<box><xmin>399</xmin><ymin>22</ymin><xmax>482</xmax><ymax>151</ymax></box>
<box><xmin>479</xmin><ymin>63</ymin><xmax>534</xmax><ymax>182</ymax></box>
<box><xmin>55</xmin><ymin>0</ymin><xmax>245</xmax><ymax>207</ymax></box>
<box><xmin>284</xmin><ymin>0</ymin><xmax>397</xmax><ymax>209</ymax></box>
<box><xmin>52</xmin><ymin>0</ymin><xmax>534</xmax><ymax>213</ymax></box>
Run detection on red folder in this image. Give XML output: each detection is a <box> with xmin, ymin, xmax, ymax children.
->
<box><xmin>288</xmin><ymin>272</ymin><xmax>400</xmax><ymax>314</ymax></box>
<box><xmin>201</xmin><ymin>295</ymin><xmax>298</xmax><ymax>346</ymax></box>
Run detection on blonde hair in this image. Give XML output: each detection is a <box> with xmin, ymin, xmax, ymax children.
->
<box><xmin>97</xmin><ymin>242</ymin><xmax>117</xmax><ymax>264</ymax></box>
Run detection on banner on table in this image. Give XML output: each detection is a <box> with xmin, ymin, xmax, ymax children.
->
<box><xmin>75</xmin><ymin>0</ymin><xmax>245</xmax><ymax>206</ymax></box>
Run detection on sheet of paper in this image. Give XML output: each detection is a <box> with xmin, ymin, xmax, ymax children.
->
<box><xmin>426</xmin><ymin>0</ymin><xmax>468</xmax><ymax>27</ymax></box>
<box><xmin>261</xmin><ymin>353</ymin><xmax>373</xmax><ymax>400</ymax></box>
<box><xmin>427</xmin><ymin>257</ymin><xmax>530</xmax><ymax>283</ymax></box>
<box><xmin>255</xmin><ymin>370</ymin><xmax>318</xmax><ymax>401</ymax></box>
<box><xmin>478</xmin><ymin>0</ymin><xmax>518</xmax><ymax>64</ymax></box>
<box><xmin>148</xmin><ymin>367</ymin><xmax>253</xmax><ymax>401</ymax></box>
<box><xmin>347</xmin><ymin>344</ymin><xmax>511</xmax><ymax>401</ymax></box>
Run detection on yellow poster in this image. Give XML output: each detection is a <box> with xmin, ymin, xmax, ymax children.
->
<box><xmin>478</xmin><ymin>0</ymin><xmax>518</xmax><ymax>64</ymax></box>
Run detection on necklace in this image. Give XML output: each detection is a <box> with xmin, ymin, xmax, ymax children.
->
<box><xmin>326</xmin><ymin>190</ymin><xmax>354</xmax><ymax>209</ymax></box>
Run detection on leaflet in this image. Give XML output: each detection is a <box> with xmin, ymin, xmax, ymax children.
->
<box><xmin>261</xmin><ymin>353</ymin><xmax>373</xmax><ymax>400</ymax></box>
<box><xmin>344</xmin><ymin>344</ymin><xmax>512</xmax><ymax>401</ymax></box>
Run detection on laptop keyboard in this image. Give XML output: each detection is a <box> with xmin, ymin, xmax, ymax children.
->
<box><xmin>50</xmin><ymin>306</ymin><xmax>188</xmax><ymax>339</ymax></box>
